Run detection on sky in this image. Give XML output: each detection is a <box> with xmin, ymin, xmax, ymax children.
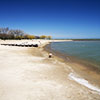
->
<box><xmin>0</xmin><ymin>0</ymin><xmax>100</xmax><ymax>39</ymax></box>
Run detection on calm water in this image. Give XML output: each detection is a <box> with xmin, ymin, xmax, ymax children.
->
<box><xmin>51</xmin><ymin>41</ymin><xmax>100</xmax><ymax>69</ymax></box>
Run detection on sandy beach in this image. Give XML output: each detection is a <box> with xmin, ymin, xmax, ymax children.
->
<box><xmin>0</xmin><ymin>40</ymin><xmax>100</xmax><ymax>100</ymax></box>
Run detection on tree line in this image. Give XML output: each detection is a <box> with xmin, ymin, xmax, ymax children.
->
<box><xmin>0</xmin><ymin>27</ymin><xmax>52</xmax><ymax>40</ymax></box>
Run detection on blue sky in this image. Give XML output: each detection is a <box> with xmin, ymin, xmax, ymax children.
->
<box><xmin>0</xmin><ymin>0</ymin><xmax>100</xmax><ymax>39</ymax></box>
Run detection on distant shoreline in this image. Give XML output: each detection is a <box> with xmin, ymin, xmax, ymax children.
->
<box><xmin>54</xmin><ymin>39</ymin><xmax>100</xmax><ymax>41</ymax></box>
<box><xmin>1</xmin><ymin>38</ymin><xmax>100</xmax><ymax>41</ymax></box>
<box><xmin>72</xmin><ymin>39</ymin><xmax>100</xmax><ymax>41</ymax></box>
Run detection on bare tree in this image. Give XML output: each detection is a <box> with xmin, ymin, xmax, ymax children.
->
<box><xmin>0</xmin><ymin>27</ymin><xmax>9</xmax><ymax>34</ymax></box>
<box><xmin>0</xmin><ymin>27</ymin><xmax>52</xmax><ymax>40</ymax></box>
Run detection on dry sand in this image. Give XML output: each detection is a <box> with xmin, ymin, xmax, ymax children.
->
<box><xmin>0</xmin><ymin>40</ymin><xmax>100</xmax><ymax>100</ymax></box>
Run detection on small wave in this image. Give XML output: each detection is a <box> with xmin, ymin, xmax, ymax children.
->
<box><xmin>69</xmin><ymin>73</ymin><xmax>100</xmax><ymax>94</ymax></box>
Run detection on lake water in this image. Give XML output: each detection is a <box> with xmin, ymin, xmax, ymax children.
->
<box><xmin>51</xmin><ymin>41</ymin><xmax>100</xmax><ymax>70</ymax></box>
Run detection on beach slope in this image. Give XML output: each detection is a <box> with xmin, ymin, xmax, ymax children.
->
<box><xmin>0</xmin><ymin>40</ymin><xmax>100</xmax><ymax>100</ymax></box>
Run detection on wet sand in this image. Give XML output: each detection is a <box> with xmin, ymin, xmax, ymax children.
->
<box><xmin>0</xmin><ymin>40</ymin><xmax>100</xmax><ymax>100</ymax></box>
<box><xmin>44</xmin><ymin>42</ymin><xmax>100</xmax><ymax>93</ymax></box>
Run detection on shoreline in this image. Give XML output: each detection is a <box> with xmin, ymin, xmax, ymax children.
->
<box><xmin>0</xmin><ymin>39</ymin><xmax>100</xmax><ymax>99</ymax></box>
<box><xmin>44</xmin><ymin>42</ymin><xmax>100</xmax><ymax>93</ymax></box>
<box><xmin>44</xmin><ymin>42</ymin><xmax>100</xmax><ymax>72</ymax></box>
